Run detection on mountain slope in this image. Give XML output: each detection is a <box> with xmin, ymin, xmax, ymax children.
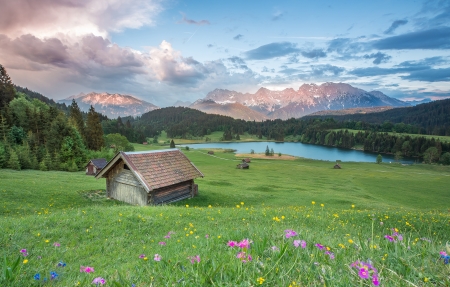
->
<box><xmin>202</xmin><ymin>83</ymin><xmax>409</xmax><ymax>119</ymax></box>
<box><xmin>190</xmin><ymin>99</ymin><xmax>268</xmax><ymax>121</ymax></box>
<box><xmin>59</xmin><ymin>92</ymin><xmax>159</xmax><ymax>118</ymax></box>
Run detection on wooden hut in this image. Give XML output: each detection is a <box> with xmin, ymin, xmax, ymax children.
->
<box><xmin>85</xmin><ymin>158</ymin><xmax>107</xmax><ymax>176</ymax></box>
<box><xmin>207</xmin><ymin>151</ymin><xmax>214</xmax><ymax>155</ymax></box>
<box><xmin>95</xmin><ymin>149</ymin><xmax>204</xmax><ymax>206</ymax></box>
<box><xmin>236</xmin><ymin>159</ymin><xmax>249</xmax><ymax>169</ymax></box>
<box><xmin>243</xmin><ymin>158</ymin><xmax>251</xmax><ymax>163</ymax></box>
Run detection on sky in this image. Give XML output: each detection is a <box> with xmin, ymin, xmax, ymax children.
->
<box><xmin>0</xmin><ymin>0</ymin><xmax>449</xmax><ymax>106</ymax></box>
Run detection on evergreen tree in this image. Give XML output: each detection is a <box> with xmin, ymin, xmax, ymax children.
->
<box><xmin>7</xmin><ymin>148</ymin><xmax>20</xmax><ymax>170</ymax></box>
<box><xmin>170</xmin><ymin>139</ymin><xmax>175</xmax><ymax>148</ymax></box>
<box><xmin>39</xmin><ymin>160</ymin><xmax>48</xmax><ymax>171</ymax></box>
<box><xmin>69</xmin><ymin>99</ymin><xmax>86</xmax><ymax>142</ymax></box>
<box><xmin>0</xmin><ymin>65</ymin><xmax>15</xmax><ymax>110</ymax></box>
<box><xmin>86</xmin><ymin>105</ymin><xmax>105</xmax><ymax>151</ymax></box>
<box><xmin>235</xmin><ymin>134</ymin><xmax>240</xmax><ymax>140</ymax></box>
<box><xmin>270</xmin><ymin>148</ymin><xmax>275</xmax><ymax>156</ymax></box>
<box><xmin>376</xmin><ymin>154</ymin><xmax>382</xmax><ymax>164</ymax></box>
<box><xmin>0</xmin><ymin>141</ymin><xmax>6</xmax><ymax>168</ymax></box>
<box><xmin>0</xmin><ymin>115</ymin><xmax>8</xmax><ymax>142</ymax></box>
<box><xmin>265</xmin><ymin>145</ymin><xmax>270</xmax><ymax>156</ymax></box>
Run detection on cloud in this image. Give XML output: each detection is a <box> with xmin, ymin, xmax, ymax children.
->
<box><xmin>327</xmin><ymin>37</ymin><xmax>368</xmax><ymax>58</ymax></box>
<box><xmin>301</xmin><ymin>49</ymin><xmax>327</xmax><ymax>59</ymax></box>
<box><xmin>311</xmin><ymin>64</ymin><xmax>345</xmax><ymax>76</ymax></box>
<box><xmin>0</xmin><ymin>0</ymin><xmax>162</xmax><ymax>38</ymax></box>
<box><xmin>261</xmin><ymin>66</ymin><xmax>269</xmax><ymax>72</ymax></box>
<box><xmin>226</xmin><ymin>56</ymin><xmax>249</xmax><ymax>70</ymax></box>
<box><xmin>244</xmin><ymin>42</ymin><xmax>300</xmax><ymax>60</ymax></box>
<box><xmin>233</xmin><ymin>34</ymin><xmax>243</xmax><ymax>40</ymax></box>
<box><xmin>207</xmin><ymin>44</ymin><xmax>214</xmax><ymax>48</ymax></box>
<box><xmin>372</xmin><ymin>26</ymin><xmax>450</xmax><ymax>50</ymax></box>
<box><xmin>363</xmin><ymin>52</ymin><xmax>391</xmax><ymax>64</ymax></box>
<box><xmin>178</xmin><ymin>14</ymin><xmax>210</xmax><ymax>26</ymax></box>
<box><xmin>272</xmin><ymin>11</ymin><xmax>284</xmax><ymax>21</ymax></box>
<box><xmin>279</xmin><ymin>68</ymin><xmax>301</xmax><ymax>75</ymax></box>
<box><xmin>401</xmin><ymin>68</ymin><xmax>450</xmax><ymax>82</ymax></box>
<box><xmin>384</xmin><ymin>19</ymin><xmax>408</xmax><ymax>34</ymax></box>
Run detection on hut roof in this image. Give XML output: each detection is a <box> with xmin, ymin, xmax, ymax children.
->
<box><xmin>86</xmin><ymin>158</ymin><xmax>107</xmax><ymax>169</ymax></box>
<box><xmin>95</xmin><ymin>149</ymin><xmax>204</xmax><ymax>192</ymax></box>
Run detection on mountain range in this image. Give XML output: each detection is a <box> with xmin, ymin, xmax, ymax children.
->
<box><xmin>59</xmin><ymin>92</ymin><xmax>158</xmax><ymax>118</ymax></box>
<box><xmin>194</xmin><ymin>82</ymin><xmax>409</xmax><ymax>120</ymax></box>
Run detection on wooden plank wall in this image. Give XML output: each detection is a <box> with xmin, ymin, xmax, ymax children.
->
<box><xmin>106</xmin><ymin>161</ymin><xmax>147</xmax><ymax>206</ymax></box>
<box><xmin>152</xmin><ymin>180</ymin><xmax>192</xmax><ymax>205</ymax></box>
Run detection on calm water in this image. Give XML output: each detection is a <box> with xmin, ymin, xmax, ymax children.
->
<box><xmin>183</xmin><ymin>141</ymin><xmax>417</xmax><ymax>164</ymax></box>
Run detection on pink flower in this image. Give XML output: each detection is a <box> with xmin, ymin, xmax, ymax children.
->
<box><xmin>80</xmin><ymin>266</ymin><xmax>95</xmax><ymax>273</ymax></box>
<box><xmin>159</xmin><ymin>241</ymin><xmax>166</xmax><ymax>246</ymax></box>
<box><xmin>139</xmin><ymin>254</ymin><xmax>146</xmax><ymax>259</ymax></box>
<box><xmin>205</xmin><ymin>234</ymin><xmax>209</xmax><ymax>238</ymax></box>
<box><xmin>236</xmin><ymin>252</ymin><xmax>252</xmax><ymax>263</ymax></box>
<box><xmin>284</xmin><ymin>229</ymin><xmax>298</xmax><ymax>238</ymax></box>
<box><xmin>301</xmin><ymin>240</ymin><xmax>307</xmax><ymax>248</ymax></box>
<box><xmin>358</xmin><ymin>268</ymin><xmax>369</xmax><ymax>279</ymax></box>
<box><xmin>238</xmin><ymin>239</ymin><xmax>251</xmax><ymax>249</ymax></box>
<box><xmin>293</xmin><ymin>240</ymin><xmax>306</xmax><ymax>248</ymax></box>
<box><xmin>372</xmin><ymin>275</ymin><xmax>379</xmax><ymax>286</ymax></box>
<box><xmin>293</xmin><ymin>240</ymin><xmax>300</xmax><ymax>248</ymax></box>
<box><xmin>227</xmin><ymin>241</ymin><xmax>237</xmax><ymax>247</ymax></box>
<box><xmin>53</xmin><ymin>242</ymin><xmax>60</xmax><ymax>247</ymax></box>
<box><xmin>440</xmin><ymin>251</ymin><xmax>448</xmax><ymax>256</ymax></box>
<box><xmin>325</xmin><ymin>251</ymin><xmax>335</xmax><ymax>260</ymax></box>
<box><xmin>315</xmin><ymin>243</ymin><xmax>324</xmax><ymax>250</ymax></box>
<box><xmin>154</xmin><ymin>254</ymin><xmax>162</xmax><ymax>261</ymax></box>
<box><xmin>20</xmin><ymin>249</ymin><xmax>28</xmax><ymax>257</ymax></box>
<box><xmin>189</xmin><ymin>255</ymin><xmax>201</xmax><ymax>264</ymax></box>
<box><xmin>92</xmin><ymin>277</ymin><xmax>106</xmax><ymax>285</ymax></box>
<box><xmin>384</xmin><ymin>235</ymin><xmax>394</xmax><ymax>242</ymax></box>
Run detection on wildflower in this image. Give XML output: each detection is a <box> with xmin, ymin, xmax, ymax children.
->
<box><xmin>57</xmin><ymin>261</ymin><xmax>66</xmax><ymax>267</ymax></box>
<box><xmin>20</xmin><ymin>249</ymin><xmax>28</xmax><ymax>256</ymax></box>
<box><xmin>34</xmin><ymin>273</ymin><xmax>40</xmax><ymax>280</ymax></box>
<box><xmin>227</xmin><ymin>241</ymin><xmax>237</xmax><ymax>247</ymax></box>
<box><xmin>92</xmin><ymin>277</ymin><xmax>106</xmax><ymax>285</ymax></box>
<box><xmin>352</xmin><ymin>204</ymin><xmax>355</xmax><ymax>208</ymax></box>
<box><xmin>50</xmin><ymin>271</ymin><xmax>58</xmax><ymax>280</ymax></box>
<box><xmin>384</xmin><ymin>229</ymin><xmax>403</xmax><ymax>242</ymax></box>
<box><xmin>154</xmin><ymin>254</ymin><xmax>162</xmax><ymax>261</ymax></box>
<box><xmin>189</xmin><ymin>255</ymin><xmax>200</xmax><ymax>264</ymax></box>
<box><xmin>238</xmin><ymin>239</ymin><xmax>251</xmax><ymax>249</ymax></box>
<box><xmin>284</xmin><ymin>229</ymin><xmax>298</xmax><ymax>238</ymax></box>
<box><xmin>351</xmin><ymin>260</ymin><xmax>379</xmax><ymax>286</ymax></box>
<box><xmin>293</xmin><ymin>240</ymin><xmax>306</xmax><ymax>248</ymax></box>
<box><xmin>159</xmin><ymin>241</ymin><xmax>166</xmax><ymax>246</ymax></box>
<box><xmin>348</xmin><ymin>239</ymin><xmax>354</xmax><ymax>244</ymax></box>
<box><xmin>205</xmin><ymin>234</ymin><xmax>209</xmax><ymax>238</ymax></box>
<box><xmin>45</xmin><ymin>240</ymin><xmax>50</xmax><ymax>243</ymax></box>
<box><xmin>53</xmin><ymin>242</ymin><xmax>60</xmax><ymax>247</ymax></box>
<box><xmin>315</xmin><ymin>243</ymin><xmax>324</xmax><ymax>250</ymax></box>
<box><xmin>139</xmin><ymin>254</ymin><xmax>146</xmax><ymax>259</ymax></box>
<box><xmin>372</xmin><ymin>275</ymin><xmax>380</xmax><ymax>286</ymax></box>
<box><xmin>358</xmin><ymin>268</ymin><xmax>369</xmax><ymax>279</ymax></box>
<box><xmin>320</xmin><ymin>203</ymin><xmax>324</xmax><ymax>207</ymax></box>
<box><xmin>312</xmin><ymin>201</ymin><xmax>315</xmax><ymax>205</ymax></box>
<box><xmin>23</xmin><ymin>259</ymin><xmax>28</xmax><ymax>264</ymax></box>
<box><xmin>185</xmin><ymin>205</ymin><xmax>189</xmax><ymax>208</ymax></box>
<box><xmin>271</xmin><ymin>246</ymin><xmax>279</xmax><ymax>251</ymax></box>
<box><xmin>257</xmin><ymin>277</ymin><xmax>265</xmax><ymax>284</ymax></box>
<box><xmin>324</xmin><ymin>251</ymin><xmax>335</xmax><ymax>260</ymax></box>
<box><xmin>80</xmin><ymin>266</ymin><xmax>95</xmax><ymax>273</ymax></box>
<box><xmin>241</xmin><ymin>202</ymin><xmax>244</xmax><ymax>205</ymax></box>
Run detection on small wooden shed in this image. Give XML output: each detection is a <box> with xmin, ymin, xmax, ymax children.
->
<box><xmin>236</xmin><ymin>159</ymin><xmax>249</xmax><ymax>169</ymax></box>
<box><xmin>207</xmin><ymin>151</ymin><xmax>214</xmax><ymax>155</ymax></box>
<box><xmin>95</xmin><ymin>149</ymin><xmax>204</xmax><ymax>206</ymax></box>
<box><xmin>85</xmin><ymin>158</ymin><xmax>107</xmax><ymax>175</ymax></box>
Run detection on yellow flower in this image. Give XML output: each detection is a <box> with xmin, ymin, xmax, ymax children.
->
<box><xmin>281</xmin><ymin>216</ymin><xmax>285</xmax><ymax>220</ymax></box>
<box><xmin>190</xmin><ymin>231</ymin><xmax>193</xmax><ymax>234</ymax></box>
<box><xmin>143</xmin><ymin>257</ymin><xmax>148</xmax><ymax>261</ymax></box>
<box><xmin>208</xmin><ymin>205</ymin><xmax>212</xmax><ymax>208</ymax></box>
<box><xmin>185</xmin><ymin>204</ymin><xmax>189</xmax><ymax>208</ymax></box>
<box><xmin>320</xmin><ymin>203</ymin><xmax>324</xmax><ymax>207</ymax></box>
<box><xmin>257</xmin><ymin>277</ymin><xmax>265</xmax><ymax>285</ymax></box>
<box><xmin>351</xmin><ymin>204</ymin><xmax>355</xmax><ymax>208</ymax></box>
<box><xmin>338</xmin><ymin>243</ymin><xmax>345</xmax><ymax>249</ymax></box>
<box><xmin>241</xmin><ymin>202</ymin><xmax>244</xmax><ymax>205</ymax></box>
<box><xmin>37</xmin><ymin>233</ymin><xmax>40</xmax><ymax>237</ymax></box>
<box><xmin>312</xmin><ymin>201</ymin><xmax>316</xmax><ymax>205</ymax></box>
<box><xmin>23</xmin><ymin>259</ymin><xmax>28</xmax><ymax>264</ymax></box>
<box><xmin>424</xmin><ymin>277</ymin><xmax>429</xmax><ymax>282</ymax></box>
<box><xmin>348</xmin><ymin>239</ymin><xmax>354</xmax><ymax>244</ymax></box>
<box><xmin>45</xmin><ymin>239</ymin><xmax>50</xmax><ymax>243</ymax></box>
<box><xmin>236</xmin><ymin>205</ymin><xmax>240</xmax><ymax>208</ymax></box>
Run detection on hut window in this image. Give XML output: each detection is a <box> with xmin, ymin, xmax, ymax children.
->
<box><xmin>124</xmin><ymin>164</ymin><xmax>130</xmax><ymax>170</ymax></box>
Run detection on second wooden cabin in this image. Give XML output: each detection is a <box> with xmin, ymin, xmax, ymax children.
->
<box><xmin>95</xmin><ymin>149</ymin><xmax>204</xmax><ymax>206</ymax></box>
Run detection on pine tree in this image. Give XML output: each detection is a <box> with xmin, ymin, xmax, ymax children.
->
<box><xmin>170</xmin><ymin>139</ymin><xmax>175</xmax><ymax>148</ymax></box>
<box><xmin>86</xmin><ymin>106</ymin><xmax>104</xmax><ymax>151</ymax></box>
<box><xmin>0</xmin><ymin>115</ymin><xmax>8</xmax><ymax>142</ymax></box>
<box><xmin>69</xmin><ymin>99</ymin><xmax>86</xmax><ymax>142</ymax></box>
<box><xmin>7</xmin><ymin>148</ymin><xmax>20</xmax><ymax>170</ymax></box>
<box><xmin>265</xmin><ymin>145</ymin><xmax>270</xmax><ymax>156</ymax></box>
<box><xmin>39</xmin><ymin>160</ymin><xmax>48</xmax><ymax>171</ymax></box>
<box><xmin>0</xmin><ymin>65</ymin><xmax>16</xmax><ymax>110</ymax></box>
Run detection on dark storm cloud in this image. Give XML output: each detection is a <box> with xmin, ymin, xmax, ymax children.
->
<box><xmin>233</xmin><ymin>34</ymin><xmax>243</xmax><ymax>40</ymax></box>
<box><xmin>384</xmin><ymin>19</ymin><xmax>408</xmax><ymax>34</ymax></box>
<box><xmin>301</xmin><ymin>49</ymin><xmax>327</xmax><ymax>59</ymax></box>
<box><xmin>372</xmin><ymin>27</ymin><xmax>450</xmax><ymax>50</ymax></box>
<box><xmin>244</xmin><ymin>42</ymin><xmax>300</xmax><ymax>60</ymax></box>
<box><xmin>363</xmin><ymin>52</ymin><xmax>391</xmax><ymax>64</ymax></box>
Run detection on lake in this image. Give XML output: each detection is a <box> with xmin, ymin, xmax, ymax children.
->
<box><xmin>182</xmin><ymin>141</ymin><xmax>417</xmax><ymax>164</ymax></box>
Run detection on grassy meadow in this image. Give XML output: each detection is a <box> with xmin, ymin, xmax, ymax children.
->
<box><xmin>1</xmin><ymin>147</ymin><xmax>450</xmax><ymax>286</ymax></box>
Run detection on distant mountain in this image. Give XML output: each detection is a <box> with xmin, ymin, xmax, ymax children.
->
<box><xmin>403</xmin><ymin>98</ymin><xmax>432</xmax><ymax>106</ymax></box>
<box><xmin>201</xmin><ymin>83</ymin><xmax>409</xmax><ymax>120</ymax></box>
<box><xmin>190</xmin><ymin>99</ymin><xmax>268</xmax><ymax>121</ymax></box>
<box><xmin>173</xmin><ymin>100</ymin><xmax>192</xmax><ymax>107</ymax></box>
<box><xmin>59</xmin><ymin>92</ymin><xmax>159</xmax><ymax>118</ymax></box>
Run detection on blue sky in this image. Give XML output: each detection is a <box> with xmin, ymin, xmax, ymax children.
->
<box><xmin>0</xmin><ymin>0</ymin><xmax>449</xmax><ymax>106</ymax></box>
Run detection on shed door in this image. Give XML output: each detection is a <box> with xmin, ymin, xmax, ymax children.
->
<box><xmin>153</xmin><ymin>181</ymin><xmax>191</xmax><ymax>205</ymax></box>
<box><xmin>111</xmin><ymin>170</ymin><xmax>147</xmax><ymax>206</ymax></box>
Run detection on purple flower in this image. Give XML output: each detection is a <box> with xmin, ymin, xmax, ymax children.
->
<box><xmin>351</xmin><ymin>260</ymin><xmax>379</xmax><ymax>285</ymax></box>
<box><xmin>20</xmin><ymin>249</ymin><xmax>28</xmax><ymax>257</ymax></box>
<box><xmin>189</xmin><ymin>255</ymin><xmax>201</xmax><ymax>264</ymax></box>
<box><xmin>236</xmin><ymin>252</ymin><xmax>252</xmax><ymax>263</ymax></box>
<box><xmin>325</xmin><ymin>251</ymin><xmax>335</xmax><ymax>260</ymax></box>
<box><xmin>139</xmin><ymin>254</ymin><xmax>146</xmax><ymax>259</ymax></box>
<box><xmin>50</xmin><ymin>271</ymin><xmax>58</xmax><ymax>280</ymax></box>
<box><xmin>80</xmin><ymin>266</ymin><xmax>94</xmax><ymax>273</ymax></box>
<box><xmin>205</xmin><ymin>234</ymin><xmax>209</xmax><ymax>238</ymax></box>
<box><xmin>238</xmin><ymin>239</ymin><xmax>251</xmax><ymax>249</ymax></box>
<box><xmin>92</xmin><ymin>277</ymin><xmax>106</xmax><ymax>285</ymax></box>
<box><xmin>384</xmin><ymin>235</ymin><xmax>394</xmax><ymax>242</ymax></box>
<box><xmin>284</xmin><ymin>229</ymin><xmax>298</xmax><ymax>238</ymax></box>
<box><xmin>227</xmin><ymin>241</ymin><xmax>237</xmax><ymax>247</ymax></box>
<box><xmin>53</xmin><ymin>242</ymin><xmax>60</xmax><ymax>247</ymax></box>
<box><xmin>358</xmin><ymin>268</ymin><xmax>369</xmax><ymax>279</ymax></box>
<box><xmin>372</xmin><ymin>275</ymin><xmax>379</xmax><ymax>286</ymax></box>
<box><xmin>159</xmin><ymin>241</ymin><xmax>166</xmax><ymax>246</ymax></box>
<box><xmin>154</xmin><ymin>254</ymin><xmax>162</xmax><ymax>261</ymax></box>
<box><xmin>57</xmin><ymin>261</ymin><xmax>66</xmax><ymax>267</ymax></box>
<box><xmin>315</xmin><ymin>243</ymin><xmax>324</xmax><ymax>250</ymax></box>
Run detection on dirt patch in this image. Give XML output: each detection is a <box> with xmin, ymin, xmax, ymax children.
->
<box><xmin>235</xmin><ymin>153</ymin><xmax>298</xmax><ymax>160</ymax></box>
<box><xmin>78</xmin><ymin>189</ymin><xmax>108</xmax><ymax>201</ymax></box>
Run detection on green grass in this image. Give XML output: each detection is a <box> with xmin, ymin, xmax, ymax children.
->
<box><xmin>332</xmin><ymin>129</ymin><xmax>450</xmax><ymax>142</ymax></box>
<box><xmin>155</xmin><ymin>130</ymin><xmax>268</xmax><ymax>145</ymax></box>
<box><xmin>1</xmin><ymin>147</ymin><xmax>450</xmax><ymax>286</ymax></box>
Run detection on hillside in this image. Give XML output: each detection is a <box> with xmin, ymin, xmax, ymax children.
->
<box><xmin>190</xmin><ymin>99</ymin><xmax>268</xmax><ymax>121</ymax></box>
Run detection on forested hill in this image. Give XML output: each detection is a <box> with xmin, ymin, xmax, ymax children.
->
<box><xmin>303</xmin><ymin>98</ymin><xmax>450</xmax><ymax>135</ymax></box>
<box><xmin>14</xmin><ymin>85</ymin><xmax>69</xmax><ymax>112</ymax></box>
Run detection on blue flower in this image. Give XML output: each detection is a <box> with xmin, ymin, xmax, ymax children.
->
<box><xmin>50</xmin><ymin>271</ymin><xmax>58</xmax><ymax>280</ymax></box>
<box><xmin>34</xmin><ymin>273</ymin><xmax>40</xmax><ymax>280</ymax></box>
<box><xmin>57</xmin><ymin>261</ymin><xmax>66</xmax><ymax>267</ymax></box>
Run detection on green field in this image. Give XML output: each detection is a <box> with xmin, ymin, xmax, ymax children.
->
<box><xmin>153</xmin><ymin>131</ymin><xmax>268</xmax><ymax>145</ymax></box>
<box><xmin>1</xmin><ymin>147</ymin><xmax>450</xmax><ymax>286</ymax></box>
